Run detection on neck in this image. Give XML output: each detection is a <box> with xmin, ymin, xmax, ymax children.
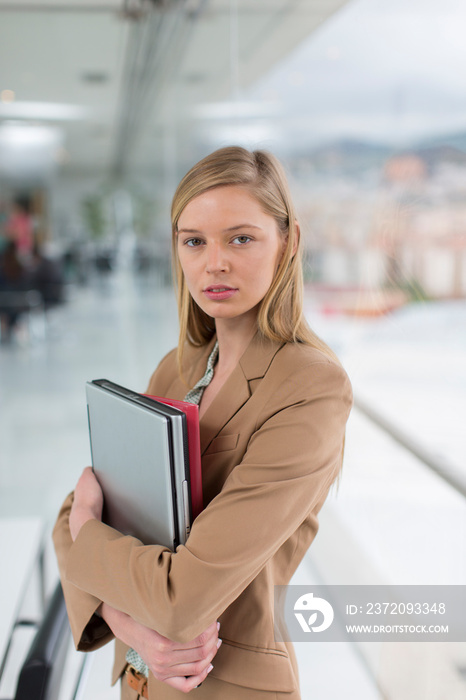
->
<box><xmin>214</xmin><ymin>312</ymin><xmax>258</xmax><ymax>377</ymax></box>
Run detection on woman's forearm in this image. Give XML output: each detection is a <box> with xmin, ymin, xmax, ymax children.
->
<box><xmin>99</xmin><ymin>602</ymin><xmax>220</xmax><ymax>692</ymax></box>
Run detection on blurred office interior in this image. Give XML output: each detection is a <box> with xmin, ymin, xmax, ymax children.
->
<box><xmin>0</xmin><ymin>1</ymin><xmax>465</xmax><ymax>699</ymax></box>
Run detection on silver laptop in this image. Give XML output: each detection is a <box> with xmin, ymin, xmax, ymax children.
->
<box><xmin>86</xmin><ymin>379</ymin><xmax>191</xmax><ymax>550</ymax></box>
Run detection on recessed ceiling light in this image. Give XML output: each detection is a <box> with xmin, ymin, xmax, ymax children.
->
<box><xmin>54</xmin><ymin>147</ymin><xmax>70</xmax><ymax>164</ymax></box>
<box><xmin>193</xmin><ymin>101</ymin><xmax>281</xmax><ymax>120</ymax></box>
<box><xmin>0</xmin><ymin>102</ymin><xmax>88</xmax><ymax>121</ymax></box>
<box><xmin>82</xmin><ymin>72</ymin><xmax>110</xmax><ymax>85</ymax></box>
<box><xmin>1</xmin><ymin>89</ymin><xmax>15</xmax><ymax>103</ymax></box>
<box><xmin>288</xmin><ymin>72</ymin><xmax>305</xmax><ymax>87</ymax></box>
<box><xmin>183</xmin><ymin>72</ymin><xmax>207</xmax><ymax>84</ymax></box>
<box><xmin>0</xmin><ymin>123</ymin><xmax>62</xmax><ymax>148</ymax></box>
<box><xmin>326</xmin><ymin>46</ymin><xmax>341</xmax><ymax>61</ymax></box>
<box><xmin>91</xmin><ymin>125</ymin><xmax>109</xmax><ymax>139</ymax></box>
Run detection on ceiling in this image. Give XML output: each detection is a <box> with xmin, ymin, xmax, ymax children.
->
<box><xmin>0</xmin><ymin>0</ymin><xmax>350</xmax><ymax>184</ymax></box>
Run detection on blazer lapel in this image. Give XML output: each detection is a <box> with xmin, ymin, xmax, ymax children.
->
<box><xmin>199</xmin><ymin>362</ymin><xmax>250</xmax><ymax>455</ymax></box>
<box><xmin>199</xmin><ymin>332</ymin><xmax>284</xmax><ymax>455</ymax></box>
<box><xmin>164</xmin><ymin>338</ymin><xmax>217</xmax><ymax>401</ymax></box>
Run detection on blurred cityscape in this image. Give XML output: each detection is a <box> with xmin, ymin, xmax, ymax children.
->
<box><xmin>3</xmin><ymin>129</ymin><xmax>466</xmax><ymax>325</ymax></box>
<box><xmin>290</xmin><ymin>131</ymin><xmax>466</xmax><ymax>312</ymax></box>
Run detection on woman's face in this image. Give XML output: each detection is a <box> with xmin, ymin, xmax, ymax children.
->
<box><xmin>176</xmin><ymin>185</ymin><xmax>286</xmax><ymax>327</ymax></box>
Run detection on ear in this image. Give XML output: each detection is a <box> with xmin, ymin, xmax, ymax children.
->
<box><xmin>279</xmin><ymin>221</ymin><xmax>300</xmax><ymax>265</ymax></box>
<box><xmin>291</xmin><ymin>220</ymin><xmax>300</xmax><ymax>258</ymax></box>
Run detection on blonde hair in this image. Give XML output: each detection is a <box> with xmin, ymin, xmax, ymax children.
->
<box><xmin>171</xmin><ymin>146</ymin><xmax>340</xmax><ymax>372</ymax></box>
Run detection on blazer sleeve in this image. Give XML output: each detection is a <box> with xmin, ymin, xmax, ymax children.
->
<box><xmin>52</xmin><ymin>492</ymin><xmax>114</xmax><ymax>651</ymax></box>
<box><xmin>64</xmin><ymin>359</ymin><xmax>352</xmax><ymax>644</ymax></box>
<box><xmin>52</xmin><ymin>346</ymin><xmax>179</xmax><ymax>650</ymax></box>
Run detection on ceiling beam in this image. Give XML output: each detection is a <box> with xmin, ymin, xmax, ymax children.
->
<box><xmin>0</xmin><ymin>2</ymin><xmax>121</xmax><ymax>12</ymax></box>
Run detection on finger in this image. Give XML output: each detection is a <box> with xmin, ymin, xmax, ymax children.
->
<box><xmin>162</xmin><ymin>620</ymin><xmax>219</xmax><ymax>653</ymax></box>
<box><xmin>150</xmin><ymin>620</ymin><xmax>218</xmax><ymax>666</ymax></box>
<box><xmin>163</xmin><ymin>664</ymin><xmax>214</xmax><ymax>694</ymax></box>
<box><xmin>75</xmin><ymin>469</ymin><xmax>94</xmax><ymax>497</ymax></box>
<box><xmin>156</xmin><ymin>640</ymin><xmax>221</xmax><ymax>679</ymax></box>
<box><xmin>74</xmin><ymin>468</ymin><xmax>103</xmax><ymax>510</ymax></box>
<box><xmin>158</xmin><ymin>633</ymin><xmax>221</xmax><ymax>670</ymax></box>
<box><xmin>82</xmin><ymin>467</ymin><xmax>102</xmax><ymax>493</ymax></box>
<box><xmin>77</xmin><ymin>466</ymin><xmax>94</xmax><ymax>484</ymax></box>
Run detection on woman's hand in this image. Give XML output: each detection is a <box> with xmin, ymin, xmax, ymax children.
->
<box><xmin>100</xmin><ymin>603</ymin><xmax>220</xmax><ymax>693</ymax></box>
<box><xmin>70</xmin><ymin>470</ymin><xmax>221</xmax><ymax>690</ymax></box>
<box><xmin>69</xmin><ymin>467</ymin><xmax>103</xmax><ymax>541</ymax></box>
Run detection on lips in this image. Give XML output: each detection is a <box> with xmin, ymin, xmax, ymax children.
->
<box><xmin>203</xmin><ymin>286</ymin><xmax>238</xmax><ymax>301</ymax></box>
<box><xmin>205</xmin><ymin>286</ymin><xmax>235</xmax><ymax>292</ymax></box>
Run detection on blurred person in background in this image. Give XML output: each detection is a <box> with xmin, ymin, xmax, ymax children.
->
<box><xmin>4</xmin><ymin>195</ymin><xmax>34</xmax><ymax>261</ymax></box>
<box><xmin>30</xmin><ymin>243</ymin><xmax>64</xmax><ymax>310</ymax></box>
<box><xmin>0</xmin><ymin>241</ymin><xmax>30</xmax><ymax>341</ymax></box>
<box><xmin>0</xmin><ymin>199</ymin><xmax>9</xmax><ymax>254</ymax></box>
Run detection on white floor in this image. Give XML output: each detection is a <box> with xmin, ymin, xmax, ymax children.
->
<box><xmin>1</xmin><ymin>269</ymin><xmax>465</xmax><ymax>699</ymax></box>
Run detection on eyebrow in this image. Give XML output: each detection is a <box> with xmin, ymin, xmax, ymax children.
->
<box><xmin>177</xmin><ymin>224</ymin><xmax>262</xmax><ymax>234</ymax></box>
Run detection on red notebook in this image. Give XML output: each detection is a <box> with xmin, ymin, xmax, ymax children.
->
<box><xmin>145</xmin><ymin>395</ymin><xmax>203</xmax><ymax>521</ymax></box>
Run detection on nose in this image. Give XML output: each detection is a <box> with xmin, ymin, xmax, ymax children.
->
<box><xmin>205</xmin><ymin>241</ymin><xmax>229</xmax><ymax>274</ymax></box>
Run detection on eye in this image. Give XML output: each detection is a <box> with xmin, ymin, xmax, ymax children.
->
<box><xmin>232</xmin><ymin>235</ymin><xmax>252</xmax><ymax>245</ymax></box>
<box><xmin>184</xmin><ymin>237</ymin><xmax>204</xmax><ymax>247</ymax></box>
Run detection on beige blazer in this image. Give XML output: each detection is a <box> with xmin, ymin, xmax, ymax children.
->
<box><xmin>53</xmin><ymin>332</ymin><xmax>352</xmax><ymax>695</ymax></box>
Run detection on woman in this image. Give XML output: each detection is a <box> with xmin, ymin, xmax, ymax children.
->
<box><xmin>53</xmin><ymin>146</ymin><xmax>353</xmax><ymax>699</ymax></box>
